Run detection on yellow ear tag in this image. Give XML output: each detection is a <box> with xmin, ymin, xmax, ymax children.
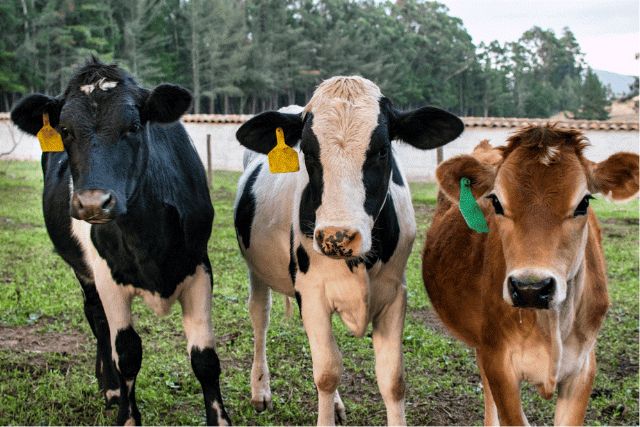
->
<box><xmin>37</xmin><ymin>113</ymin><xmax>64</xmax><ymax>152</ymax></box>
<box><xmin>267</xmin><ymin>127</ymin><xmax>299</xmax><ymax>173</ymax></box>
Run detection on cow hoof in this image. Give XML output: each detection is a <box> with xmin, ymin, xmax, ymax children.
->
<box><xmin>334</xmin><ymin>401</ymin><xmax>346</xmax><ymax>425</ymax></box>
<box><xmin>251</xmin><ymin>396</ymin><xmax>273</xmax><ymax>412</ymax></box>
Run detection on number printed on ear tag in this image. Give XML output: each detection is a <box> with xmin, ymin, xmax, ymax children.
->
<box><xmin>36</xmin><ymin>113</ymin><xmax>64</xmax><ymax>152</ymax></box>
<box><xmin>267</xmin><ymin>127</ymin><xmax>300</xmax><ymax>173</ymax></box>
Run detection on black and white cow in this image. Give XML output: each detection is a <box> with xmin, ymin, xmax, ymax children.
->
<box><xmin>11</xmin><ymin>58</ymin><xmax>230</xmax><ymax>426</ymax></box>
<box><xmin>234</xmin><ymin>76</ymin><xmax>463</xmax><ymax>425</ymax></box>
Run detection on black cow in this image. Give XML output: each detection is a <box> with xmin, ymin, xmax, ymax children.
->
<box><xmin>11</xmin><ymin>58</ymin><xmax>230</xmax><ymax>426</ymax></box>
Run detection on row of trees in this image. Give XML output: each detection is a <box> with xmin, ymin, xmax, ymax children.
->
<box><xmin>1</xmin><ymin>0</ymin><xmax>611</xmax><ymax>119</ymax></box>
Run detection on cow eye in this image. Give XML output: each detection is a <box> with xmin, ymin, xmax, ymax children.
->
<box><xmin>486</xmin><ymin>194</ymin><xmax>504</xmax><ymax>215</ymax></box>
<box><xmin>573</xmin><ymin>195</ymin><xmax>593</xmax><ymax>217</ymax></box>
<box><xmin>128</xmin><ymin>123</ymin><xmax>141</xmax><ymax>134</ymax></box>
<box><xmin>60</xmin><ymin>126</ymin><xmax>71</xmax><ymax>139</ymax></box>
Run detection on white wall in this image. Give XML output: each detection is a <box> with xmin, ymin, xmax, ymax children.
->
<box><xmin>1</xmin><ymin>119</ymin><xmax>637</xmax><ymax>182</ymax></box>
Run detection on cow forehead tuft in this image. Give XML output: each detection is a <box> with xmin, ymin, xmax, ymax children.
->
<box><xmin>304</xmin><ymin>76</ymin><xmax>381</xmax><ymax>113</ymax></box>
<box><xmin>304</xmin><ymin>76</ymin><xmax>382</xmax><ymax>150</ymax></box>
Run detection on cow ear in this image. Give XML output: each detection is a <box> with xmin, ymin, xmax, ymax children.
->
<box><xmin>236</xmin><ymin>111</ymin><xmax>303</xmax><ymax>154</ymax></box>
<box><xmin>389</xmin><ymin>104</ymin><xmax>464</xmax><ymax>149</ymax></box>
<box><xmin>436</xmin><ymin>154</ymin><xmax>496</xmax><ymax>203</ymax></box>
<box><xmin>588</xmin><ymin>152</ymin><xmax>639</xmax><ymax>201</ymax></box>
<box><xmin>11</xmin><ymin>94</ymin><xmax>63</xmax><ymax>136</ymax></box>
<box><xmin>142</xmin><ymin>84</ymin><xmax>192</xmax><ymax>123</ymax></box>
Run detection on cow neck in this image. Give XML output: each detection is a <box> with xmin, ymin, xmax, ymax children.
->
<box><xmin>532</xmin><ymin>244</ymin><xmax>588</xmax><ymax>392</ymax></box>
<box><xmin>534</xmin><ymin>251</ymin><xmax>587</xmax><ymax>342</ymax></box>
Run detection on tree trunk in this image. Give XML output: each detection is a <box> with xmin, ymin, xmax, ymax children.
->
<box><xmin>190</xmin><ymin>2</ymin><xmax>201</xmax><ymax>113</ymax></box>
<box><xmin>287</xmin><ymin>88</ymin><xmax>294</xmax><ymax>106</ymax></box>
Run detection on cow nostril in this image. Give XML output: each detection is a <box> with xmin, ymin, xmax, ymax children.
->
<box><xmin>539</xmin><ymin>277</ymin><xmax>555</xmax><ymax>297</ymax></box>
<box><xmin>74</xmin><ymin>194</ymin><xmax>84</xmax><ymax>210</ymax></box>
<box><xmin>101</xmin><ymin>192</ymin><xmax>114</xmax><ymax>211</ymax></box>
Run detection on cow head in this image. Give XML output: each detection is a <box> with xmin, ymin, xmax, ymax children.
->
<box><xmin>437</xmin><ymin>126</ymin><xmax>639</xmax><ymax>310</ymax></box>
<box><xmin>237</xmin><ymin>76</ymin><xmax>463</xmax><ymax>258</ymax></box>
<box><xmin>11</xmin><ymin>57</ymin><xmax>192</xmax><ymax>224</ymax></box>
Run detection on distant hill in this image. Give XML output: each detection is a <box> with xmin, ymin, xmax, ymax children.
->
<box><xmin>594</xmin><ymin>69</ymin><xmax>636</xmax><ymax>97</ymax></box>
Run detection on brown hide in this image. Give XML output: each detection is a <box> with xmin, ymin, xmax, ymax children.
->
<box><xmin>422</xmin><ymin>127</ymin><xmax>637</xmax><ymax>425</ymax></box>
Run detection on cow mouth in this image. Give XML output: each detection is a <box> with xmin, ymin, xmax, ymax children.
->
<box><xmin>323</xmin><ymin>253</ymin><xmax>357</xmax><ymax>260</ymax></box>
<box><xmin>86</xmin><ymin>218</ymin><xmax>113</xmax><ymax>225</ymax></box>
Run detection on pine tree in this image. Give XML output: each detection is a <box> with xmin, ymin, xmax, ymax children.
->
<box><xmin>576</xmin><ymin>68</ymin><xmax>609</xmax><ymax>120</ymax></box>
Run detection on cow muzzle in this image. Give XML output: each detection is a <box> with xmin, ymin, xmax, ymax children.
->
<box><xmin>506</xmin><ymin>274</ymin><xmax>556</xmax><ymax>309</ymax></box>
<box><xmin>315</xmin><ymin>227</ymin><xmax>363</xmax><ymax>258</ymax></box>
<box><xmin>71</xmin><ymin>189</ymin><xmax>117</xmax><ymax>224</ymax></box>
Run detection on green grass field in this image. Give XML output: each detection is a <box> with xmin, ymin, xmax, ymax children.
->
<box><xmin>0</xmin><ymin>160</ymin><xmax>637</xmax><ymax>425</ymax></box>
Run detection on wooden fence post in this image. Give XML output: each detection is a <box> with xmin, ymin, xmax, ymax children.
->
<box><xmin>436</xmin><ymin>146</ymin><xmax>443</xmax><ymax>165</ymax></box>
<box><xmin>206</xmin><ymin>134</ymin><xmax>212</xmax><ymax>189</ymax></box>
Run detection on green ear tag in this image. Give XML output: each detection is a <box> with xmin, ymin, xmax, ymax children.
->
<box><xmin>459</xmin><ymin>177</ymin><xmax>489</xmax><ymax>233</ymax></box>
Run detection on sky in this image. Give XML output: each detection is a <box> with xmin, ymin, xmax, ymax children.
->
<box><xmin>439</xmin><ymin>0</ymin><xmax>639</xmax><ymax>76</ymax></box>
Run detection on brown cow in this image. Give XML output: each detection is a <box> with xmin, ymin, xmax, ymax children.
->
<box><xmin>423</xmin><ymin>125</ymin><xmax>639</xmax><ymax>425</ymax></box>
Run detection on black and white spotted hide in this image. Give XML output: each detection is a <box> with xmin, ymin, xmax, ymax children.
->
<box><xmin>233</xmin><ymin>76</ymin><xmax>463</xmax><ymax>425</ymax></box>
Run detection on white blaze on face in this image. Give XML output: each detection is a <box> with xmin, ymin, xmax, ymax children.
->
<box><xmin>304</xmin><ymin>76</ymin><xmax>383</xmax><ymax>254</ymax></box>
<box><xmin>80</xmin><ymin>78</ymin><xmax>118</xmax><ymax>95</ymax></box>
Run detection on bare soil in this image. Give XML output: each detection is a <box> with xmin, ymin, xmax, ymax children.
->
<box><xmin>0</xmin><ymin>323</ymin><xmax>88</xmax><ymax>355</ymax></box>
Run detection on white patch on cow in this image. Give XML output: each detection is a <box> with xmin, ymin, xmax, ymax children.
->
<box><xmin>105</xmin><ymin>388</ymin><xmax>121</xmax><ymax>400</ymax></box>
<box><xmin>124</xmin><ymin>417</ymin><xmax>136</xmax><ymax>426</ymax></box>
<box><xmin>304</xmin><ymin>76</ymin><xmax>382</xmax><ymax>255</ymax></box>
<box><xmin>80</xmin><ymin>84</ymin><xmax>96</xmax><ymax>95</ymax></box>
<box><xmin>211</xmin><ymin>401</ymin><xmax>229</xmax><ymax>426</ymax></box>
<box><xmin>540</xmin><ymin>145</ymin><xmax>560</xmax><ymax>166</ymax></box>
<box><xmin>79</xmin><ymin>78</ymin><xmax>118</xmax><ymax>95</ymax></box>
<box><xmin>98</xmin><ymin>78</ymin><xmax>118</xmax><ymax>91</ymax></box>
<box><xmin>180</xmin><ymin>265</ymin><xmax>215</xmax><ymax>352</ymax></box>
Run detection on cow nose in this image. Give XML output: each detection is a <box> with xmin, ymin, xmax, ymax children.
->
<box><xmin>71</xmin><ymin>189</ymin><xmax>117</xmax><ymax>223</ymax></box>
<box><xmin>508</xmin><ymin>276</ymin><xmax>555</xmax><ymax>309</ymax></box>
<box><xmin>315</xmin><ymin>227</ymin><xmax>362</xmax><ymax>258</ymax></box>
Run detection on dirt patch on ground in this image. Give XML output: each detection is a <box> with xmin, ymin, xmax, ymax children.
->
<box><xmin>413</xmin><ymin>203</ymin><xmax>437</xmax><ymax>221</ymax></box>
<box><xmin>601</xmin><ymin>217</ymin><xmax>638</xmax><ymax>226</ymax></box>
<box><xmin>410</xmin><ymin>307</ymin><xmax>451</xmax><ymax>337</ymax></box>
<box><xmin>0</xmin><ymin>216</ymin><xmax>38</xmax><ymax>230</ymax></box>
<box><xmin>600</xmin><ymin>217</ymin><xmax>638</xmax><ymax>239</ymax></box>
<box><xmin>0</xmin><ymin>324</ymin><xmax>88</xmax><ymax>355</ymax></box>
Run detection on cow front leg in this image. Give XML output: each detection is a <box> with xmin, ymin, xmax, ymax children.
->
<box><xmin>300</xmin><ymin>288</ymin><xmax>343</xmax><ymax>426</ymax></box>
<box><xmin>554</xmin><ymin>349</ymin><xmax>596</xmax><ymax>426</ymax></box>
<box><xmin>78</xmin><ymin>276</ymin><xmax>120</xmax><ymax>408</ymax></box>
<box><xmin>478</xmin><ymin>348</ymin><xmax>528</xmax><ymax>426</ymax></box>
<box><xmin>248</xmin><ymin>272</ymin><xmax>272</xmax><ymax>412</ymax></box>
<box><xmin>180</xmin><ymin>264</ymin><xmax>231</xmax><ymax>426</ymax></box>
<box><xmin>333</xmin><ymin>390</ymin><xmax>346</xmax><ymax>425</ymax></box>
<box><xmin>476</xmin><ymin>350</ymin><xmax>498</xmax><ymax>426</ymax></box>
<box><xmin>372</xmin><ymin>285</ymin><xmax>407</xmax><ymax>426</ymax></box>
<box><xmin>94</xmin><ymin>258</ymin><xmax>141</xmax><ymax>426</ymax></box>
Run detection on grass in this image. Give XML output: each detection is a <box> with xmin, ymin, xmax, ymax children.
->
<box><xmin>0</xmin><ymin>159</ymin><xmax>637</xmax><ymax>425</ymax></box>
